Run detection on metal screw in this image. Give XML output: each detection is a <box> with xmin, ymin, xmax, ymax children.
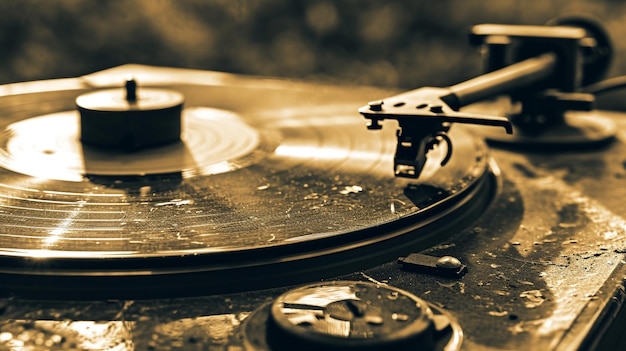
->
<box><xmin>125</xmin><ymin>76</ymin><xmax>137</xmax><ymax>102</ymax></box>
<box><xmin>368</xmin><ymin>100</ymin><xmax>384</xmax><ymax>111</ymax></box>
<box><xmin>367</xmin><ymin>118</ymin><xmax>383</xmax><ymax>130</ymax></box>
<box><xmin>429</xmin><ymin>104</ymin><xmax>444</xmax><ymax>113</ymax></box>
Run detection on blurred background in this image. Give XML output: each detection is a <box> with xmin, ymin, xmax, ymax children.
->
<box><xmin>1</xmin><ymin>0</ymin><xmax>625</xmax><ymax>89</ymax></box>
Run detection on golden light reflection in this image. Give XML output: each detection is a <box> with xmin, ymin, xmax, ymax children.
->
<box><xmin>274</xmin><ymin>144</ymin><xmax>381</xmax><ymax>162</ymax></box>
<box><xmin>0</xmin><ymin>107</ymin><xmax>259</xmax><ymax>182</ymax></box>
<box><xmin>1</xmin><ymin>320</ymin><xmax>134</xmax><ymax>351</ymax></box>
<box><xmin>0</xmin><ymin>314</ymin><xmax>250</xmax><ymax>351</ymax></box>
<box><xmin>44</xmin><ymin>200</ymin><xmax>85</xmax><ymax>247</ymax></box>
<box><xmin>273</xmin><ymin>143</ymin><xmax>444</xmax><ymax>179</ymax></box>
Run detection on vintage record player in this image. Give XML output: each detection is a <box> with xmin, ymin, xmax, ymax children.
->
<box><xmin>1</xmin><ymin>14</ymin><xmax>626</xmax><ymax>351</ymax></box>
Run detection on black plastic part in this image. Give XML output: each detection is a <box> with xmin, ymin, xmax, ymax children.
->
<box><xmin>546</xmin><ymin>15</ymin><xmax>614</xmax><ymax>87</ymax></box>
<box><xmin>469</xmin><ymin>24</ymin><xmax>586</xmax><ymax>91</ymax></box>
<box><xmin>76</xmin><ymin>86</ymin><xmax>184</xmax><ymax>151</ymax></box>
<box><xmin>78</xmin><ymin>104</ymin><xmax>183</xmax><ymax>151</ymax></box>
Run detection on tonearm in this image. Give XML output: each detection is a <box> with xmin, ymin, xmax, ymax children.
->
<box><xmin>360</xmin><ymin>17</ymin><xmax>613</xmax><ymax>178</ymax></box>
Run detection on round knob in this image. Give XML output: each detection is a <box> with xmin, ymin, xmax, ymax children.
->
<box><xmin>266</xmin><ymin>281</ymin><xmax>436</xmax><ymax>351</ymax></box>
<box><xmin>76</xmin><ymin>77</ymin><xmax>184</xmax><ymax>151</ymax></box>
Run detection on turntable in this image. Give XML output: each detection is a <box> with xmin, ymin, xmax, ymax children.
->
<box><xmin>1</xmin><ymin>16</ymin><xmax>626</xmax><ymax>351</ymax></box>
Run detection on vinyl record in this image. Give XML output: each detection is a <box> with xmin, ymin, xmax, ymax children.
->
<box><xmin>0</xmin><ymin>66</ymin><xmax>496</xmax><ymax>298</ymax></box>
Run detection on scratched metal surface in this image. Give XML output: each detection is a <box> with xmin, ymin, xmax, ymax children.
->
<box><xmin>0</xmin><ymin>67</ymin><xmax>626</xmax><ymax>350</ymax></box>
<box><xmin>357</xmin><ymin>129</ymin><xmax>626</xmax><ymax>350</ymax></box>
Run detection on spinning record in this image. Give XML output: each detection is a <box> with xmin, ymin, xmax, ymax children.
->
<box><xmin>0</xmin><ymin>65</ymin><xmax>495</xmax><ymax>298</ymax></box>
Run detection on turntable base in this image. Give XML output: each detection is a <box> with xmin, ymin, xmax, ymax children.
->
<box><xmin>1</xmin><ymin>66</ymin><xmax>626</xmax><ymax>350</ymax></box>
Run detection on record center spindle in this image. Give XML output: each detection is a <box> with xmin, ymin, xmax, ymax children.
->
<box><xmin>76</xmin><ymin>76</ymin><xmax>184</xmax><ymax>151</ymax></box>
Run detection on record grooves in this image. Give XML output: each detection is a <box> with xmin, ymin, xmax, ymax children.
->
<box><xmin>0</xmin><ymin>66</ymin><xmax>495</xmax><ymax>298</ymax></box>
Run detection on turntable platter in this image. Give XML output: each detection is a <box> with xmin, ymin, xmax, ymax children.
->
<box><xmin>0</xmin><ymin>66</ymin><xmax>495</xmax><ymax>298</ymax></box>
